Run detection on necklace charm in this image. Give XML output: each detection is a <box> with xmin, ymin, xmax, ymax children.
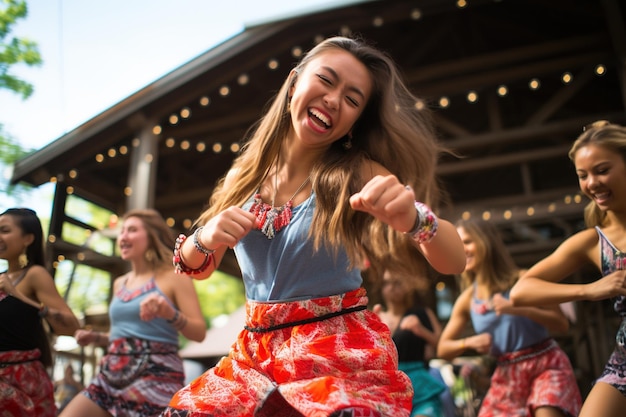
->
<box><xmin>250</xmin><ymin>196</ymin><xmax>294</xmax><ymax>239</ymax></box>
<box><xmin>249</xmin><ymin>175</ymin><xmax>310</xmax><ymax>240</ymax></box>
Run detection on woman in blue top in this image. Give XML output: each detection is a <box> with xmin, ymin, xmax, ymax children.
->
<box><xmin>438</xmin><ymin>219</ymin><xmax>581</xmax><ymax>417</ymax></box>
<box><xmin>163</xmin><ymin>36</ymin><xmax>466</xmax><ymax>417</ymax></box>
<box><xmin>59</xmin><ymin>209</ymin><xmax>206</xmax><ymax>417</ymax></box>
<box><xmin>511</xmin><ymin>121</ymin><xmax>626</xmax><ymax>417</ymax></box>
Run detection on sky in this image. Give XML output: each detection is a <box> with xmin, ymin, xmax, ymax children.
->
<box><xmin>1</xmin><ymin>0</ymin><xmax>355</xmax><ymax>213</ymax></box>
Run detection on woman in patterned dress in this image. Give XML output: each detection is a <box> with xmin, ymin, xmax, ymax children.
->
<box><xmin>511</xmin><ymin>121</ymin><xmax>626</xmax><ymax>417</ymax></box>
<box><xmin>161</xmin><ymin>36</ymin><xmax>466</xmax><ymax>417</ymax></box>
<box><xmin>438</xmin><ymin>219</ymin><xmax>581</xmax><ymax>417</ymax></box>
<box><xmin>0</xmin><ymin>207</ymin><xmax>81</xmax><ymax>417</ymax></box>
<box><xmin>59</xmin><ymin>209</ymin><xmax>206</xmax><ymax>417</ymax></box>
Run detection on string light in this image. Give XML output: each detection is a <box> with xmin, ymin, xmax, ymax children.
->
<box><xmin>267</xmin><ymin>59</ymin><xmax>279</xmax><ymax>70</ymax></box>
<box><xmin>237</xmin><ymin>74</ymin><xmax>249</xmax><ymax>85</ymax></box>
<box><xmin>410</xmin><ymin>9</ymin><xmax>422</xmax><ymax>20</ymax></box>
<box><xmin>529</xmin><ymin>78</ymin><xmax>540</xmax><ymax>90</ymax></box>
<box><xmin>595</xmin><ymin>64</ymin><xmax>606</xmax><ymax>76</ymax></box>
<box><xmin>561</xmin><ymin>72</ymin><xmax>573</xmax><ymax>84</ymax></box>
<box><xmin>60</xmin><ymin>6</ymin><xmax>613</xmax><ymax>229</ymax></box>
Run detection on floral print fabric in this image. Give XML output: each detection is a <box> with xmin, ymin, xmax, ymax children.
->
<box><xmin>162</xmin><ymin>288</ymin><xmax>412</xmax><ymax>417</ymax></box>
<box><xmin>479</xmin><ymin>339</ymin><xmax>581</xmax><ymax>417</ymax></box>
<box><xmin>0</xmin><ymin>349</ymin><xmax>55</xmax><ymax>417</ymax></box>
<box><xmin>594</xmin><ymin>227</ymin><xmax>626</xmax><ymax>396</ymax></box>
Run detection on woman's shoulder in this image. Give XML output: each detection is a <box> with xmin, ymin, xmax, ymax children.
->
<box><xmin>559</xmin><ymin>227</ymin><xmax>599</xmax><ymax>250</ymax></box>
<box><xmin>25</xmin><ymin>264</ymin><xmax>53</xmax><ymax>283</ymax></box>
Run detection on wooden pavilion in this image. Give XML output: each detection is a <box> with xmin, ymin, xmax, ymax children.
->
<box><xmin>10</xmin><ymin>0</ymin><xmax>626</xmax><ymax>395</ymax></box>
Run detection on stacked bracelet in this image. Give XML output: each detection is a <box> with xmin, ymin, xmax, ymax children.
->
<box><xmin>173</xmin><ymin>233</ymin><xmax>213</xmax><ymax>275</ymax></box>
<box><xmin>166</xmin><ymin>309</ymin><xmax>188</xmax><ymax>330</ymax></box>
<box><xmin>406</xmin><ymin>201</ymin><xmax>439</xmax><ymax>243</ymax></box>
<box><xmin>193</xmin><ymin>226</ymin><xmax>215</xmax><ymax>255</ymax></box>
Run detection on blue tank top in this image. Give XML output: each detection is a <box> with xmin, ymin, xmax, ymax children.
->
<box><xmin>596</xmin><ymin>226</ymin><xmax>626</xmax><ymax>316</ymax></box>
<box><xmin>469</xmin><ymin>286</ymin><xmax>548</xmax><ymax>356</ymax></box>
<box><xmin>236</xmin><ymin>192</ymin><xmax>363</xmax><ymax>301</ymax></box>
<box><xmin>108</xmin><ymin>277</ymin><xmax>179</xmax><ymax>345</ymax></box>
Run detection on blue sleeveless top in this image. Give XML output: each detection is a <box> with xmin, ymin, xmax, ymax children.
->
<box><xmin>237</xmin><ymin>192</ymin><xmax>363</xmax><ymax>302</ymax></box>
<box><xmin>596</xmin><ymin>226</ymin><xmax>626</xmax><ymax>316</ymax></box>
<box><xmin>469</xmin><ymin>286</ymin><xmax>549</xmax><ymax>356</ymax></box>
<box><xmin>109</xmin><ymin>277</ymin><xmax>179</xmax><ymax>345</ymax></box>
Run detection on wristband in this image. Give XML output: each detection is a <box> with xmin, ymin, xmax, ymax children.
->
<box><xmin>193</xmin><ymin>226</ymin><xmax>215</xmax><ymax>255</ymax></box>
<box><xmin>406</xmin><ymin>201</ymin><xmax>439</xmax><ymax>243</ymax></box>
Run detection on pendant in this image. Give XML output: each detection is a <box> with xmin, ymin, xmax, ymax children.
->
<box><xmin>250</xmin><ymin>194</ymin><xmax>294</xmax><ymax>239</ymax></box>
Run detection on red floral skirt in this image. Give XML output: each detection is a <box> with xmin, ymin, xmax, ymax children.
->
<box><xmin>163</xmin><ymin>288</ymin><xmax>412</xmax><ymax>417</ymax></box>
<box><xmin>0</xmin><ymin>349</ymin><xmax>55</xmax><ymax>417</ymax></box>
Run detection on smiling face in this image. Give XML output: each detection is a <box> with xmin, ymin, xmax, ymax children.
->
<box><xmin>457</xmin><ymin>226</ymin><xmax>482</xmax><ymax>274</ymax></box>
<box><xmin>288</xmin><ymin>48</ymin><xmax>372</xmax><ymax>148</ymax></box>
<box><xmin>117</xmin><ymin>216</ymin><xmax>150</xmax><ymax>262</ymax></box>
<box><xmin>0</xmin><ymin>214</ymin><xmax>28</xmax><ymax>262</ymax></box>
<box><xmin>574</xmin><ymin>143</ymin><xmax>626</xmax><ymax>213</ymax></box>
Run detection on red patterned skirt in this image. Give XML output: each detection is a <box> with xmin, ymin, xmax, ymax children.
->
<box><xmin>162</xmin><ymin>288</ymin><xmax>412</xmax><ymax>417</ymax></box>
<box><xmin>0</xmin><ymin>349</ymin><xmax>55</xmax><ymax>417</ymax></box>
<box><xmin>479</xmin><ymin>338</ymin><xmax>581</xmax><ymax>417</ymax></box>
<box><xmin>84</xmin><ymin>337</ymin><xmax>184</xmax><ymax>417</ymax></box>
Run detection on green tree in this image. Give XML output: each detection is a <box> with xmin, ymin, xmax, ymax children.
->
<box><xmin>1</xmin><ymin>0</ymin><xmax>41</xmax><ymax>99</ymax></box>
<box><xmin>0</xmin><ymin>0</ymin><xmax>42</xmax><ymax>195</ymax></box>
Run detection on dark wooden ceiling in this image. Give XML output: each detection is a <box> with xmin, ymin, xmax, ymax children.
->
<box><xmin>11</xmin><ymin>0</ymin><xmax>626</xmax><ymax>273</ymax></box>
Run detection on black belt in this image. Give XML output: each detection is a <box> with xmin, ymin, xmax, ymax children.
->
<box><xmin>244</xmin><ymin>305</ymin><xmax>367</xmax><ymax>333</ymax></box>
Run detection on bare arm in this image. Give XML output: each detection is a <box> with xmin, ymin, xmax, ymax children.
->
<box><xmin>492</xmin><ymin>293</ymin><xmax>569</xmax><ymax>333</ymax></box>
<box><xmin>178</xmin><ymin>170</ymin><xmax>256</xmax><ymax>280</ymax></box>
<box><xmin>510</xmin><ymin>228</ymin><xmax>626</xmax><ymax>306</ymax></box>
<box><xmin>437</xmin><ymin>288</ymin><xmax>492</xmax><ymax>360</ymax></box>
<box><xmin>168</xmin><ymin>274</ymin><xmax>207</xmax><ymax>342</ymax></box>
<box><xmin>140</xmin><ymin>271</ymin><xmax>207</xmax><ymax>342</ymax></box>
<box><xmin>350</xmin><ymin>164</ymin><xmax>465</xmax><ymax>275</ymax></box>
<box><xmin>29</xmin><ymin>265</ymin><xmax>80</xmax><ymax>336</ymax></box>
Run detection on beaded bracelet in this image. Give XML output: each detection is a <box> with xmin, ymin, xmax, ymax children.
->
<box><xmin>173</xmin><ymin>233</ymin><xmax>213</xmax><ymax>275</ymax></box>
<box><xmin>167</xmin><ymin>309</ymin><xmax>180</xmax><ymax>324</ymax></box>
<box><xmin>166</xmin><ymin>309</ymin><xmax>188</xmax><ymax>330</ymax></box>
<box><xmin>193</xmin><ymin>226</ymin><xmax>215</xmax><ymax>255</ymax></box>
<box><xmin>406</xmin><ymin>201</ymin><xmax>439</xmax><ymax>244</ymax></box>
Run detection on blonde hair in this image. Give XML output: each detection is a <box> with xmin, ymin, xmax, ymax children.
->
<box><xmin>568</xmin><ymin>121</ymin><xmax>626</xmax><ymax>228</ymax></box>
<box><xmin>122</xmin><ymin>209</ymin><xmax>175</xmax><ymax>271</ymax></box>
<box><xmin>197</xmin><ymin>36</ymin><xmax>446</xmax><ymax>272</ymax></box>
<box><xmin>456</xmin><ymin>219</ymin><xmax>518</xmax><ymax>294</ymax></box>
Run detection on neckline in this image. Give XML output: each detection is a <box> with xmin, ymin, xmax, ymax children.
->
<box><xmin>1</xmin><ymin>268</ymin><xmax>28</xmax><ymax>286</ymax></box>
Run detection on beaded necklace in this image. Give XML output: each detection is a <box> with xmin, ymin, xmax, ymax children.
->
<box><xmin>249</xmin><ymin>173</ymin><xmax>311</xmax><ymax>240</ymax></box>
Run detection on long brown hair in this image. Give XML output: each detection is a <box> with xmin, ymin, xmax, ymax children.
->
<box><xmin>122</xmin><ymin>209</ymin><xmax>175</xmax><ymax>271</ymax></box>
<box><xmin>456</xmin><ymin>219</ymin><xmax>518</xmax><ymax>295</ymax></box>
<box><xmin>197</xmin><ymin>36</ymin><xmax>447</xmax><ymax>272</ymax></box>
<box><xmin>568</xmin><ymin>120</ymin><xmax>626</xmax><ymax>228</ymax></box>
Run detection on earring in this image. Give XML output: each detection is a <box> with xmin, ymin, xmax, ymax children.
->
<box><xmin>343</xmin><ymin>132</ymin><xmax>353</xmax><ymax>150</ymax></box>
<box><xmin>18</xmin><ymin>251</ymin><xmax>28</xmax><ymax>268</ymax></box>
<box><xmin>145</xmin><ymin>249</ymin><xmax>156</xmax><ymax>263</ymax></box>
